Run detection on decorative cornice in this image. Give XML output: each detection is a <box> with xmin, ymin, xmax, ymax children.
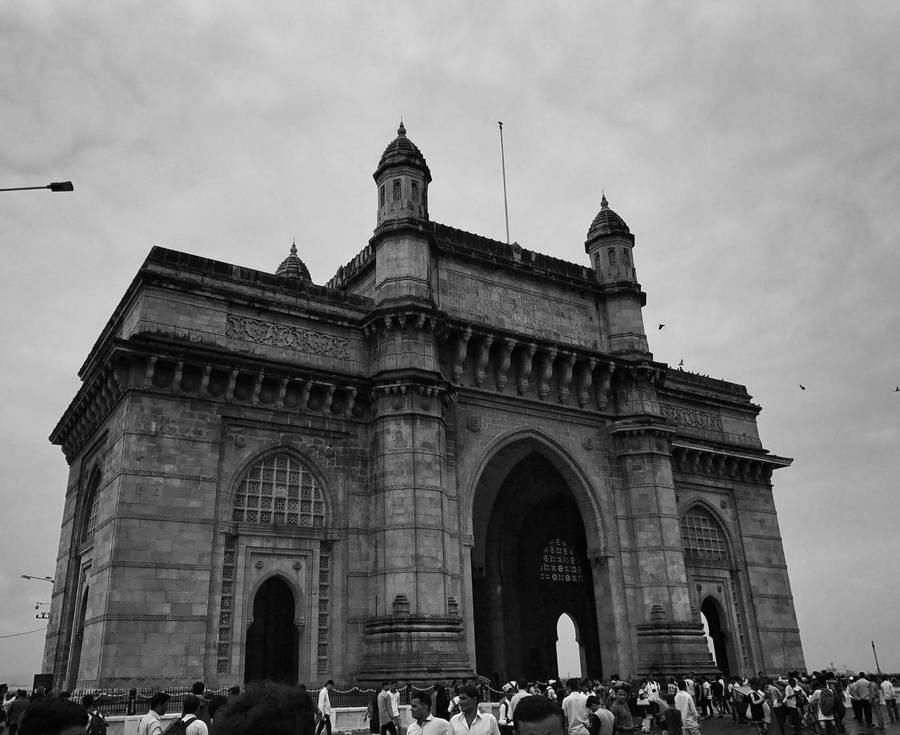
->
<box><xmin>671</xmin><ymin>441</ymin><xmax>791</xmax><ymax>484</ymax></box>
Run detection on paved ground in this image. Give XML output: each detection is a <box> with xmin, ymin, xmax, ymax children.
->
<box><xmin>698</xmin><ymin>714</ymin><xmax>900</xmax><ymax>735</ymax></box>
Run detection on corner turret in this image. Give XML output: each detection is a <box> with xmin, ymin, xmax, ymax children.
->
<box><xmin>374</xmin><ymin>121</ymin><xmax>431</xmax><ymax>229</ymax></box>
<box><xmin>585</xmin><ymin>194</ymin><xmax>648</xmax><ymax>356</ymax></box>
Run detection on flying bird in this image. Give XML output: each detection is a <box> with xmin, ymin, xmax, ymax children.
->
<box><xmin>658</xmin><ymin>323</ymin><xmax>665</xmax><ymax>330</ymax></box>
<box><xmin>799</xmin><ymin>384</ymin><xmax>806</xmax><ymax>390</ymax></box>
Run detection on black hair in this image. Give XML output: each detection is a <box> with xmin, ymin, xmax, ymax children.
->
<box><xmin>566</xmin><ymin>678</ymin><xmax>580</xmax><ymax>692</ymax></box>
<box><xmin>81</xmin><ymin>694</ymin><xmax>96</xmax><ymax>707</ymax></box>
<box><xmin>458</xmin><ymin>684</ymin><xmax>480</xmax><ymax>702</ymax></box>
<box><xmin>585</xmin><ymin>696</ymin><xmax>599</xmax><ymax>709</ymax></box>
<box><xmin>192</xmin><ymin>681</ymin><xmax>206</xmax><ymax>696</ymax></box>
<box><xmin>183</xmin><ymin>695</ymin><xmax>200</xmax><ymax>714</ymax></box>
<box><xmin>513</xmin><ymin>696</ymin><xmax>564</xmax><ymax>732</ymax></box>
<box><xmin>410</xmin><ymin>690</ymin><xmax>432</xmax><ymax>709</ymax></box>
<box><xmin>211</xmin><ymin>682</ymin><xmax>315</xmax><ymax>735</ymax></box>
<box><xmin>17</xmin><ymin>698</ymin><xmax>88</xmax><ymax>735</ymax></box>
<box><xmin>326</xmin><ymin>680</ymin><xmax>335</xmax><ymax>686</ymax></box>
<box><xmin>150</xmin><ymin>692</ymin><xmax>171</xmax><ymax>710</ymax></box>
<box><xmin>227</xmin><ymin>686</ymin><xmax>241</xmax><ymax>697</ymax></box>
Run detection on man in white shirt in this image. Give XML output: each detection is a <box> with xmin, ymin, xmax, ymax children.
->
<box><xmin>390</xmin><ymin>681</ymin><xmax>402</xmax><ymax>727</ymax></box>
<box><xmin>881</xmin><ymin>677</ymin><xmax>898</xmax><ymax>723</ymax></box>
<box><xmin>408</xmin><ymin>690</ymin><xmax>450</xmax><ymax>735</ymax></box>
<box><xmin>137</xmin><ymin>692</ymin><xmax>170</xmax><ymax>735</ymax></box>
<box><xmin>561</xmin><ymin>679</ymin><xmax>590</xmax><ymax>735</ymax></box>
<box><xmin>674</xmin><ymin>680</ymin><xmax>700</xmax><ymax>735</ymax></box>
<box><xmin>509</xmin><ymin>683</ymin><xmax>530</xmax><ymax>721</ymax></box>
<box><xmin>177</xmin><ymin>695</ymin><xmax>208</xmax><ymax>735</ymax></box>
<box><xmin>316</xmin><ymin>680</ymin><xmax>335</xmax><ymax>735</ymax></box>
<box><xmin>449</xmin><ymin>685</ymin><xmax>500</xmax><ymax>735</ymax></box>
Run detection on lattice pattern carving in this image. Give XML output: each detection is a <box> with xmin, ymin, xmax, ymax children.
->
<box><xmin>681</xmin><ymin>506</ymin><xmax>729</xmax><ymax>564</ymax></box>
<box><xmin>233</xmin><ymin>454</ymin><xmax>324</xmax><ymax>527</ymax></box>
<box><xmin>317</xmin><ymin>547</ymin><xmax>330</xmax><ymax>673</ymax></box>
<box><xmin>539</xmin><ymin>538</ymin><xmax>584</xmax><ymax>583</ymax></box>
<box><xmin>216</xmin><ymin>534</ymin><xmax>237</xmax><ymax>674</ymax></box>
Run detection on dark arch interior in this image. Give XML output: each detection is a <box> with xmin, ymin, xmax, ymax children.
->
<box><xmin>473</xmin><ymin>452</ymin><xmax>600</xmax><ymax>683</ymax></box>
<box><xmin>245</xmin><ymin>577</ymin><xmax>299</xmax><ymax>684</ymax></box>
<box><xmin>700</xmin><ymin>596</ymin><xmax>730</xmax><ymax>675</ymax></box>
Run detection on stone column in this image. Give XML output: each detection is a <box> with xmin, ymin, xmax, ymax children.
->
<box><xmin>359</xmin><ymin>317</ymin><xmax>471</xmax><ymax>681</ymax></box>
<box><xmin>610</xmin><ymin>369</ymin><xmax>715</xmax><ymax>676</ymax></box>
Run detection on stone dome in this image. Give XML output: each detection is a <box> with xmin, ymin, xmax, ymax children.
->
<box><xmin>275</xmin><ymin>241</ymin><xmax>311</xmax><ymax>282</ymax></box>
<box><xmin>586</xmin><ymin>194</ymin><xmax>631</xmax><ymax>241</ymax></box>
<box><xmin>374</xmin><ymin>121</ymin><xmax>432</xmax><ymax>182</ymax></box>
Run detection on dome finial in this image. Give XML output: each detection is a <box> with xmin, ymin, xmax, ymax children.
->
<box><xmin>290</xmin><ymin>237</ymin><xmax>297</xmax><ymax>256</ymax></box>
<box><xmin>398</xmin><ymin>118</ymin><xmax>406</xmax><ymax>136</ymax></box>
<box><xmin>601</xmin><ymin>191</ymin><xmax>608</xmax><ymax>209</ymax></box>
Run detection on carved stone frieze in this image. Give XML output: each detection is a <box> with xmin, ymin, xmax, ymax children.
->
<box><xmin>660</xmin><ymin>404</ymin><xmax>723</xmax><ymax>433</ymax></box>
<box><xmin>226</xmin><ymin>314</ymin><xmax>351</xmax><ymax>360</ymax></box>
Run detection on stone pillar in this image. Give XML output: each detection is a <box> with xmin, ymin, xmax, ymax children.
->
<box><xmin>358</xmin><ymin>317</ymin><xmax>471</xmax><ymax>681</ymax></box>
<box><xmin>610</xmin><ymin>369</ymin><xmax>715</xmax><ymax>677</ymax></box>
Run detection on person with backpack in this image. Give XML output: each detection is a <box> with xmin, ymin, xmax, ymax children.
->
<box><xmin>748</xmin><ymin>680</ymin><xmax>769</xmax><ymax>735</ymax></box>
<box><xmin>162</xmin><ymin>695</ymin><xmax>207</xmax><ymax>735</ymax></box>
<box><xmin>81</xmin><ymin>695</ymin><xmax>107</xmax><ymax>735</ymax></box>
<box><xmin>809</xmin><ymin>678</ymin><xmax>837</xmax><ymax>735</ymax></box>
<box><xmin>137</xmin><ymin>693</ymin><xmax>170</xmax><ymax>735</ymax></box>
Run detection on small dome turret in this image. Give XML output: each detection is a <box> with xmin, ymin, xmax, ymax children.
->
<box><xmin>374</xmin><ymin>121</ymin><xmax>432</xmax><ymax>183</ymax></box>
<box><xmin>586</xmin><ymin>194</ymin><xmax>632</xmax><ymax>242</ymax></box>
<box><xmin>275</xmin><ymin>240</ymin><xmax>311</xmax><ymax>282</ymax></box>
<box><xmin>374</xmin><ymin>121</ymin><xmax>431</xmax><ymax>228</ymax></box>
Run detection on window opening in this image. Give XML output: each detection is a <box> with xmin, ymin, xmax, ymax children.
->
<box><xmin>681</xmin><ymin>506</ymin><xmax>728</xmax><ymax>564</ymax></box>
<box><xmin>233</xmin><ymin>453</ymin><xmax>325</xmax><ymax>527</ymax></box>
<box><xmin>539</xmin><ymin>538</ymin><xmax>584</xmax><ymax>583</ymax></box>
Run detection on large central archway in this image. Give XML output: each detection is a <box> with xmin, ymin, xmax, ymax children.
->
<box><xmin>472</xmin><ymin>450</ymin><xmax>601</xmax><ymax>682</ymax></box>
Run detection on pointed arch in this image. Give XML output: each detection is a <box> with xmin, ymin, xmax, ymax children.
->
<box><xmin>466</xmin><ymin>428</ymin><xmax>609</xmax><ymax>563</ymax></box>
<box><xmin>79</xmin><ymin>466</ymin><xmax>103</xmax><ymax>544</ymax></box>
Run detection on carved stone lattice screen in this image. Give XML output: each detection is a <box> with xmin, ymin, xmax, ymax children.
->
<box><xmin>233</xmin><ymin>454</ymin><xmax>324</xmax><ymax>527</ymax></box>
<box><xmin>539</xmin><ymin>538</ymin><xmax>584</xmax><ymax>583</ymax></box>
<box><xmin>681</xmin><ymin>506</ymin><xmax>729</xmax><ymax>565</ymax></box>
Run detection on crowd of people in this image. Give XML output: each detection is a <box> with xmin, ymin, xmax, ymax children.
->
<box><xmin>0</xmin><ymin>671</ymin><xmax>897</xmax><ymax>735</ymax></box>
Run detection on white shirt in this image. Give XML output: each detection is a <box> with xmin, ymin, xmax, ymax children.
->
<box><xmin>448</xmin><ymin>711</ymin><xmax>501</xmax><ymax>735</ymax></box>
<box><xmin>509</xmin><ymin>690</ymin><xmax>529</xmax><ymax>718</ymax></box>
<box><xmin>390</xmin><ymin>690</ymin><xmax>401</xmax><ymax>718</ymax></box>
<box><xmin>881</xmin><ymin>681</ymin><xmax>896</xmax><ymax>701</ymax></box>
<box><xmin>183</xmin><ymin>715</ymin><xmax>209</xmax><ymax>735</ymax></box>
<box><xmin>319</xmin><ymin>687</ymin><xmax>332</xmax><ymax>716</ymax></box>
<box><xmin>675</xmin><ymin>691</ymin><xmax>699</xmax><ymax>729</ymax></box>
<box><xmin>562</xmin><ymin>691</ymin><xmax>590</xmax><ymax>735</ymax></box>
<box><xmin>137</xmin><ymin>711</ymin><xmax>165</xmax><ymax>735</ymax></box>
<box><xmin>408</xmin><ymin>715</ymin><xmax>450</xmax><ymax>735</ymax></box>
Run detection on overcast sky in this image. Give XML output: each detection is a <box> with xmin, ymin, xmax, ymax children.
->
<box><xmin>2</xmin><ymin>2</ymin><xmax>898</xmax><ymax>684</ymax></box>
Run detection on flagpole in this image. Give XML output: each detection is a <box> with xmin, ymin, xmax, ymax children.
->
<box><xmin>498</xmin><ymin>121</ymin><xmax>510</xmax><ymax>245</ymax></box>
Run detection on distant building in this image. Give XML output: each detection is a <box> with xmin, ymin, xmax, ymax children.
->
<box><xmin>45</xmin><ymin>123</ymin><xmax>804</xmax><ymax>688</ymax></box>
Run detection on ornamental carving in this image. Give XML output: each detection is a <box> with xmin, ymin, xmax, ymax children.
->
<box><xmin>227</xmin><ymin>315</ymin><xmax>351</xmax><ymax>360</ymax></box>
<box><xmin>660</xmin><ymin>404</ymin><xmax>723</xmax><ymax>433</ymax></box>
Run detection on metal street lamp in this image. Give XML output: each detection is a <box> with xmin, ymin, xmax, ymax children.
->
<box><xmin>0</xmin><ymin>181</ymin><xmax>74</xmax><ymax>192</ymax></box>
<box><xmin>21</xmin><ymin>574</ymin><xmax>54</xmax><ymax>582</ymax></box>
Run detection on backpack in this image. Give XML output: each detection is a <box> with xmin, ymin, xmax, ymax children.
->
<box><xmin>162</xmin><ymin>715</ymin><xmax>196</xmax><ymax>735</ymax></box>
<box><xmin>819</xmin><ymin>688</ymin><xmax>836</xmax><ymax>717</ymax></box>
<box><xmin>795</xmin><ymin>687</ymin><xmax>808</xmax><ymax>708</ymax></box>
<box><xmin>87</xmin><ymin>712</ymin><xmax>108</xmax><ymax>735</ymax></box>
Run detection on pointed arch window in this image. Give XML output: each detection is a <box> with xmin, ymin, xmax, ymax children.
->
<box><xmin>539</xmin><ymin>538</ymin><xmax>584</xmax><ymax>583</ymax></box>
<box><xmin>233</xmin><ymin>453</ymin><xmax>325</xmax><ymax>528</ymax></box>
<box><xmin>681</xmin><ymin>506</ymin><xmax>729</xmax><ymax>565</ymax></box>
<box><xmin>392</xmin><ymin>179</ymin><xmax>401</xmax><ymax>201</ymax></box>
<box><xmin>81</xmin><ymin>469</ymin><xmax>102</xmax><ymax>543</ymax></box>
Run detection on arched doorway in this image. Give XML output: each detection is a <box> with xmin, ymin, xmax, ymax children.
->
<box><xmin>700</xmin><ymin>596</ymin><xmax>729</xmax><ymax>675</ymax></box>
<box><xmin>244</xmin><ymin>577</ymin><xmax>299</xmax><ymax>684</ymax></box>
<box><xmin>472</xmin><ymin>451</ymin><xmax>601</xmax><ymax>681</ymax></box>
<box><xmin>555</xmin><ymin>613</ymin><xmax>584</xmax><ymax>679</ymax></box>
